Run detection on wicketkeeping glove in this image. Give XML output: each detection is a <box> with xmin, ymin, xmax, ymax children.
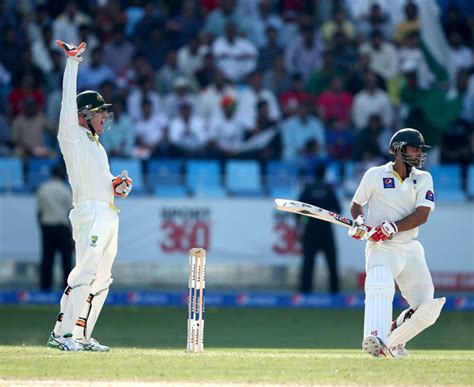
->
<box><xmin>112</xmin><ymin>170</ymin><xmax>133</xmax><ymax>198</ymax></box>
<box><xmin>348</xmin><ymin>215</ymin><xmax>369</xmax><ymax>240</ymax></box>
<box><xmin>56</xmin><ymin>40</ymin><xmax>87</xmax><ymax>62</ymax></box>
<box><xmin>368</xmin><ymin>221</ymin><xmax>398</xmax><ymax>243</ymax></box>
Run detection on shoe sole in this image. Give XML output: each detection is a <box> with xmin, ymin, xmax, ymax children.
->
<box><xmin>362</xmin><ymin>336</ymin><xmax>385</xmax><ymax>357</ymax></box>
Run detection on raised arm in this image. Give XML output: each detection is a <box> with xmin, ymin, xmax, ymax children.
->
<box><xmin>56</xmin><ymin>40</ymin><xmax>87</xmax><ymax>142</ymax></box>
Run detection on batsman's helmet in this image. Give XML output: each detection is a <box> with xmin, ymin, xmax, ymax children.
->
<box><xmin>389</xmin><ymin>128</ymin><xmax>430</xmax><ymax>168</ymax></box>
<box><xmin>76</xmin><ymin>90</ymin><xmax>111</xmax><ymax>115</ymax></box>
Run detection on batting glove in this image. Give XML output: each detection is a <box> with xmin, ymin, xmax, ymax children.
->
<box><xmin>368</xmin><ymin>221</ymin><xmax>398</xmax><ymax>243</ymax></box>
<box><xmin>348</xmin><ymin>215</ymin><xmax>368</xmax><ymax>240</ymax></box>
<box><xmin>112</xmin><ymin>170</ymin><xmax>133</xmax><ymax>198</ymax></box>
<box><xmin>56</xmin><ymin>40</ymin><xmax>87</xmax><ymax>62</ymax></box>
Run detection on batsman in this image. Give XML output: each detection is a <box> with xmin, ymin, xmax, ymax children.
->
<box><xmin>348</xmin><ymin>128</ymin><xmax>445</xmax><ymax>358</ymax></box>
<box><xmin>47</xmin><ymin>40</ymin><xmax>132</xmax><ymax>351</ymax></box>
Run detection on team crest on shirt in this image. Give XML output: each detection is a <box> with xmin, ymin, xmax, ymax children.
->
<box><xmin>383</xmin><ymin>177</ymin><xmax>395</xmax><ymax>188</ymax></box>
<box><xmin>425</xmin><ymin>190</ymin><xmax>435</xmax><ymax>202</ymax></box>
<box><xmin>90</xmin><ymin>235</ymin><xmax>99</xmax><ymax>247</ymax></box>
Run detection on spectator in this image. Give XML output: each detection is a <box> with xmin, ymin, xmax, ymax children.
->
<box><xmin>0</xmin><ymin>107</ymin><xmax>11</xmax><ymax>156</ymax></box>
<box><xmin>52</xmin><ymin>1</ymin><xmax>91</xmax><ymax>44</ymax></box>
<box><xmin>359</xmin><ymin>30</ymin><xmax>399</xmax><ymax>84</ymax></box>
<box><xmin>204</xmin><ymin>0</ymin><xmax>243</xmax><ymax>38</ymax></box>
<box><xmin>442</xmin><ymin>4</ymin><xmax>471</xmax><ymax>45</ymax></box>
<box><xmin>77</xmin><ymin>48</ymin><xmax>115</xmax><ymax>91</ymax></box>
<box><xmin>357</xmin><ymin>3</ymin><xmax>393</xmax><ymax>40</ymax></box>
<box><xmin>297</xmin><ymin>163</ymin><xmax>341</xmax><ymax>294</ymax></box>
<box><xmin>279</xmin><ymin>73</ymin><xmax>314</xmax><ymax>118</ymax></box>
<box><xmin>127</xmin><ymin>75</ymin><xmax>164</xmax><ymax>122</ymax></box>
<box><xmin>329</xmin><ymin>30</ymin><xmax>358</xmax><ymax>75</ymax></box>
<box><xmin>317</xmin><ymin>75</ymin><xmax>353</xmax><ymax>126</ymax></box>
<box><xmin>195</xmin><ymin>70</ymin><xmax>236</xmax><ymax>126</ymax></box>
<box><xmin>281</xmin><ymin>101</ymin><xmax>326</xmax><ymax>165</ymax></box>
<box><xmin>345</xmin><ymin>53</ymin><xmax>386</xmax><ymax>95</ymax></box>
<box><xmin>321</xmin><ymin>7</ymin><xmax>355</xmax><ymax>44</ymax></box>
<box><xmin>163</xmin><ymin>77</ymin><xmax>198</xmax><ymax>119</ymax></box>
<box><xmin>242</xmin><ymin>0</ymin><xmax>283</xmax><ymax>49</ymax></box>
<box><xmin>164</xmin><ymin>0</ymin><xmax>203</xmax><ymax>49</ymax></box>
<box><xmin>0</xmin><ymin>25</ymin><xmax>20</xmax><ymax>76</ymax></box>
<box><xmin>394</xmin><ymin>1</ymin><xmax>420</xmax><ymax>44</ymax></box>
<box><xmin>237</xmin><ymin>70</ymin><xmax>281</xmax><ymax>128</ymax></box>
<box><xmin>284</xmin><ymin>23</ymin><xmax>323</xmax><ymax>83</ymax></box>
<box><xmin>30</xmin><ymin>25</ymin><xmax>55</xmax><ymax>75</ymax></box>
<box><xmin>134</xmin><ymin>98</ymin><xmax>169</xmax><ymax>159</ymax></box>
<box><xmin>177</xmin><ymin>36</ymin><xmax>208</xmax><ymax>81</ymax></box>
<box><xmin>103</xmin><ymin>24</ymin><xmax>135</xmax><ymax>76</ymax></box>
<box><xmin>77</xmin><ymin>24</ymin><xmax>99</xmax><ymax>67</ymax></box>
<box><xmin>101</xmin><ymin>97</ymin><xmax>135</xmax><ymax>158</ymax></box>
<box><xmin>352</xmin><ymin>72</ymin><xmax>393</xmax><ymax>131</ymax></box>
<box><xmin>326</xmin><ymin>119</ymin><xmax>354</xmax><ymax>163</ymax></box>
<box><xmin>11</xmin><ymin>97</ymin><xmax>55</xmax><ymax>159</ymax></box>
<box><xmin>447</xmin><ymin>30</ymin><xmax>473</xmax><ymax>82</ymax></box>
<box><xmin>212</xmin><ymin>21</ymin><xmax>258</xmax><ymax>83</ymax></box>
<box><xmin>8</xmin><ymin>73</ymin><xmax>45</xmax><ymax>118</ymax></box>
<box><xmin>117</xmin><ymin>53</ymin><xmax>155</xmax><ymax>91</ymax></box>
<box><xmin>352</xmin><ymin>114</ymin><xmax>389</xmax><ymax>162</ymax></box>
<box><xmin>168</xmin><ymin>100</ymin><xmax>209</xmax><ymax>158</ymax></box>
<box><xmin>398</xmin><ymin>32</ymin><xmax>433</xmax><ymax>90</ymax></box>
<box><xmin>262</xmin><ymin>54</ymin><xmax>291</xmax><ymax>96</ymax></box>
<box><xmin>36</xmin><ymin>163</ymin><xmax>73</xmax><ymax>290</ymax></box>
<box><xmin>155</xmin><ymin>49</ymin><xmax>187</xmax><ymax>95</ymax></box>
<box><xmin>307</xmin><ymin>50</ymin><xmax>343</xmax><ymax>96</ymax></box>
<box><xmin>257</xmin><ymin>25</ymin><xmax>284</xmax><ymax>72</ymax></box>
<box><xmin>195</xmin><ymin>52</ymin><xmax>217</xmax><ymax>89</ymax></box>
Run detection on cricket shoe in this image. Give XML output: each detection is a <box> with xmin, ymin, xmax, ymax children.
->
<box><xmin>362</xmin><ymin>335</ymin><xmax>393</xmax><ymax>358</ymax></box>
<box><xmin>76</xmin><ymin>337</ymin><xmax>110</xmax><ymax>352</ymax></box>
<box><xmin>389</xmin><ymin>343</ymin><xmax>409</xmax><ymax>359</ymax></box>
<box><xmin>47</xmin><ymin>332</ymin><xmax>83</xmax><ymax>351</ymax></box>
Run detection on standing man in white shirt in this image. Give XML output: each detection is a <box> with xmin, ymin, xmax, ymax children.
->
<box><xmin>348</xmin><ymin>128</ymin><xmax>445</xmax><ymax>358</ymax></box>
<box><xmin>47</xmin><ymin>40</ymin><xmax>132</xmax><ymax>352</ymax></box>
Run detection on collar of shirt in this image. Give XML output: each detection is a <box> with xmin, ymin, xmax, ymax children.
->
<box><xmin>383</xmin><ymin>161</ymin><xmax>421</xmax><ymax>183</ymax></box>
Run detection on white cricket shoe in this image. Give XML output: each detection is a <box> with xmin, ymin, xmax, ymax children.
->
<box><xmin>76</xmin><ymin>337</ymin><xmax>110</xmax><ymax>352</ymax></box>
<box><xmin>362</xmin><ymin>335</ymin><xmax>392</xmax><ymax>358</ymax></box>
<box><xmin>389</xmin><ymin>343</ymin><xmax>409</xmax><ymax>359</ymax></box>
<box><xmin>47</xmin><ymin>332</ymin><xmax>83</xmax><ymax>351</ymax></box>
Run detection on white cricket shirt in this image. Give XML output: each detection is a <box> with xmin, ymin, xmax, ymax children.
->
<box><xmin>352</xmin><ymin>161</ymin><xmax>435</xmax><ymax>242</ymax></box>
<box><xmin>57</xmin><ymin>58</ymin><xmax>115</xmax><ymax>206</ymax></box>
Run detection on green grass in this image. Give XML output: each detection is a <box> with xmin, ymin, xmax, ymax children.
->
<box><xmin>0</xmin><ymin>306</ymin><xmax>473</xmax><ymax>384</ymax></box>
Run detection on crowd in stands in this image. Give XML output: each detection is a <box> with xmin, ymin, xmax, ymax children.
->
<box><xmin>0</xmin><ymin>0</ymin><xmax>473</xmax><ymax>194</ymax></box>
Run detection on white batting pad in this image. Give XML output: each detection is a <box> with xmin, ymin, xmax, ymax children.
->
<box><xmin>72</xmin><ymin>287</ymin><xmax>109</xmax><ymax>341</ymax></box>
<box><xmin>54</xmin><ymin>284</ymin><xmax>90</xmax><ymax>336</ymax></box>
<box><xmin>363</xmin><ymin>266</ymin><xmax>395</xmax><ymax>344</ymax></box>
<box><xmin>388</xmin><ymin>297</ymin><xmax>446</xmax><ymax>348</ymax></box>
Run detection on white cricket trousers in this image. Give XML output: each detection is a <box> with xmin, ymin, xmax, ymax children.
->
<box><xmin>363</xmin><ymin>240</ymin><xmax>434</xmax><ymax>343</ymax></box>
<box><xmin>55</xmin><ymin>201</ymin><xmax>119</xmax><ymax>337</ymax></box>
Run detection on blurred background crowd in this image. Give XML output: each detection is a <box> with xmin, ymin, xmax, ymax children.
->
<box><xmin>0</xmin><ymin>0</ymin><xmax>473</xmax><ymax>197</ymax></box>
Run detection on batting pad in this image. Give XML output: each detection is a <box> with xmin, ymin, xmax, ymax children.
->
<box><xmin>54</xmin><ymin>284</ymin><xmax>91</xmax><ymax>337</ymax></box>
<box><xmin>363</xmin><ymin>266</ymin><xmax>395</xmax><ymax>343</ymax></box>
<box><xmin>388</xmin><ymin>297</ymin><xmax>446</xmax><ymax>348</ymax></box>
<box><xmin>72</xmin><ymin>287</ymin><xmax>109</xmax><ymax>341</ymax></box>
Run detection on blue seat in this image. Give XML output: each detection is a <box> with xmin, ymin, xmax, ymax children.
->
<box><xmin>27</xmin><ymin>158</ymin><xmax>59</xmax><ymax>191</ymax></box>
<box><xmin>146</xmin><ymin>159</ymin><xmax>186</xmax><ymax>197</ymax></box>
<box><xmin>467</xmin><ymin>165</ymin><xmax>474</xmax><ymax>197</ymax></box>
<box><xmin>429</xmin><ymin>164</ymin><xmax>466</xmax><ymax>202</ymax></box>
<box><xmin>265</xmin><ymin>161</ymin><xmax>298</xmax><ymax>198</ymax></box>
<box><xmin>0</xmin><ymin>157</ymin><xmax>25</xmax><ymax>192</ymax></box>
<box><xmin>186</xmin><ymin>160</ymin><xmax>226</xmax><ymax>197</ymax></box>
<box><xmin>110</xmin><ymin>158</ymin><xmax>146</xmax><ymax>194</ymax></box>
<box><xmin>226</xmin><ymin>160</ymin><xmax>264</xmax><ymax>196</ymax></box>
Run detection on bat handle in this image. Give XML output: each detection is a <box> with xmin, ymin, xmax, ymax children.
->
<box><xmin>120</xmin><ymin>170</ymin><xmax>128</xmax><ymax>180</ymax></box>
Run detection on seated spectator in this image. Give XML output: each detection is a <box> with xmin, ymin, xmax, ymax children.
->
<box><xmin>237</xmin><ymin>70</ymin><xmax>281</xmax><ymax>128</ymax></box>
<box><xmin>243</xmin><ymin>0</ymin><xmax>283</xmax><ymax>49</ymax></box>
<box><xmin>30</xmin><ymin>25</ymin><xmax>55</xmax><ymax>75</ymax></box>
<box><xmin>0</xmin><ymin>107</ymin><xmax>11</xmax><ymax>156</ymax></box>
<box><xmin>209</xmin><ymin>95</ymin><xmax>250</xmax><ymax>159</ymax></box>
<box><xmin>447</xmin><ymin>30</ymin><xmax>473</xmax><ymax>82</ymax></box>
<box><xmin>398</xmin><ymin>32</ymin><xmax>433</xmax><ymax>90</ymax></box>
<box><xmin>77</xmin><ymin>47</ymin><xmax>115</xmax><ymax>91</ymax></box>
<box><xmin>77</xmin><ymin>23</ymin><xmax>99</xmax><ymax>67</ymax></box>
<box><xmin>345</xmin><ymin>53</ymin><xmax>386</xmax><ymax>95</ymax></box>
<box><xmin>212</xmin><ymin>21</ymin><xmax>258</xmax><ymax>83</ymax></box>
<box><xmin>1</xmin><ymin>25</ymin><xmax>21</xmax><ymax>76</ymax></box>
<box><xmin>11</xmin><ymin>97</ymin><xmax>55</xmax><ymax>159</ymax></box>
<box><xmin>284</xmin><ymin>23</ymin><xmax>323</xmax><ymax>83</ymax></box>
<box><xmin>279</xmin><ymin>73</ymin><xmax>314</xmax><ymax>119</ymax></box>
<box><xmin>177</xmin><ymin>36</ymin><xmax>208</xmax><ymax>81</ymax></box>
<box><xmin>257</xmin><ymin>25</ymin><xmax>284</xmax><ymax>72</ymax></box>
<box><xmin>101</xmin><ymin>97</ymin><xmax>135</xmax><ymax>158</ymax></box>
<box><xmin>326</xmin><ymin>119</ymin><xmax>354</xmax><ymax>163</ymax></box>
<box><xmin>262</xmin><ymin>54</ymin><xmax>291</xmax><ymax>96</ymax></box>
<box><xmin>195</xmin><ymin>52</ymin><xmax>216</xmax><ymax>89</ymax></box>
<box><xmin>352</xmin><ymin>72</ymin><xmax>392</xmax><ymax>131</ymax></box>
<box><xmin>357</xmin><ymin>3</ymin><xmax>393</xmax><ymax>40</ymax></box>
<box><xmin>155</xmin><ymin>49</ymin><xmax>187</xmax><ymax>95</ymax></box>
<box><xmin>394</xmin><ymin>1</ymin><xmax>420</xmax><ymax>45</ymax></box>
<box><xmin>134</xmin><ymin>98</ymin><xmax>169</xmax><ymax>160</ymax></box>
<box><xmin>321</xmin><ymin>7</ymin><xmax>355</xmax><ymax>44</ymax></box>
<box><xmin>352</xmin><ymin>114</ymin><xmax>389</xmax><ymax>162</ymax></box>
<box><xmin>307</xmin><ymin>50</ymin><xmax>343</xmax><ymax>96</ymax></box>
<box><xmin>329</xmin><ymin>30</ymin><xmax>358</xmax><ymax>75</ymax></box>
<box><xmin>204</xmin><ymin>0</ymin><xmax>243</xmax><ymax>38</ymax></box>
<box><xmin>195</xmin><ymin>70</ymin><xmax>236</xmax><ymax>127</ymax></box>
<box><xmin>52</xmin><ymin>0</ymin><xmax>91</xmax><ymax>45</ymax></box>
<box><xmin>117</xmin><ymin>53</ymin><xmax>155</xmax><ymax>91</ymax></box>
<box><xmin>317</xmin><ymin>75</ymin><xmax>353</xmax><ymax>126</ymax></box>
<box><xmin>140</xmin><ymin>24</ymin><xmax>170</xmax><ymax>71</ymax></box>
<box><xmin>163</xmin><ymin>77</ymin><xmax>198</xmax><ymax>119</ymax></box>
<box><xmin>103</xmin><ymin>24</ymin><xmax>135</xmax><ymax>76</ymax></box>
<box><xmin>359</xmin><ymin>29</ymin><xmax>399</xmax><ymax>83</ymax></box>
<box><xmin>8</xmin><ymin>73</ymin><xmax>45</xmax><ymax>118</ymax></box>
<box><xmin>12</xmin><ymin>46</ymin><xmax>44</xmax><ymax>89</ymax></box>
<box><xmin>442</xmin><ymin>5</ymin><xmax>471</xmax><ymax>45</ymax></box>
<box><xmin>169</xmin><ymin>99</ymin><xmax>209</xmax><ymax>158</ymax></box>
<box><xmin>281</xmin><ymin>101</ymin><xmax>326</xmax><ymax>166</ymax></box>
<box><xmin>127</xmin><ymin>75</ymin><xmax>164</xmax><ymax>122</ymax></box>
